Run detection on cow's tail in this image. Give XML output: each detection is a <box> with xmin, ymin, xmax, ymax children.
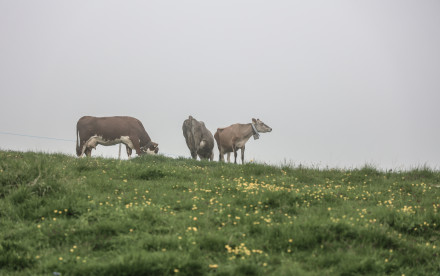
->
<box><xmin>76</xmin><ymin>125</ymin><xmax>82</xmax><ymax>157</ymax></box>
<box><xmin>214</xmin><ymin>128</ymin><xmax>220</xmax><ymax>142</ymax></box>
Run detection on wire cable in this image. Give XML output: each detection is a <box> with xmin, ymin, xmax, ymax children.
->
<box><xmin>0</xmin><ymin>131</ymin><xmax>75</xmax><ymax>142</ymax></box>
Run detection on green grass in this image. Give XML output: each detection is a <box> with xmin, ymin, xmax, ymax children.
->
<box><xmin>1</xmin><ymin>150</ymin><xmax>439</xmax><ymax>275</ymax></box>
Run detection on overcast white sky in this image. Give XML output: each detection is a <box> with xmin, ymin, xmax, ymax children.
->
<box><xmin>1</xmin><ymin>0</ymin><xmax>439</xmax><ymax>169</ymax></box>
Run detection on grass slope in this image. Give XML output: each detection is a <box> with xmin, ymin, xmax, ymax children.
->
<box><xmin>1</xmin><ymin>150</ymin><xmax>439</xmax><ymax>275</ymax></box>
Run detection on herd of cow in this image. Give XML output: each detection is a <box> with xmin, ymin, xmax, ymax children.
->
<box><xmin>76</xmin><ymin>116</ymin><xmax>272</xmax><ymax>164</ymax></box>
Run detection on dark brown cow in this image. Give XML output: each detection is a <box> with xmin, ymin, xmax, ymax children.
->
<box><xmin>214</xmin><ymin>118</ymin><xmax>272</xmax><ymax>164</ymax></box>
<box><xmin>76</xmin><ymin>116</ymin><xmax>159</xmax><ymax>158</ymax></box>
<box><xmin>182</xmin><ymin>116</ymin><xmax>214</xmax><ymax>160</ymax></box>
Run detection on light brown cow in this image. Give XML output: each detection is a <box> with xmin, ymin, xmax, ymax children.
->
<box><xmin>214</xmin><ymin>118</ymin><xmax>272</xmax><ymax>164</ymax></box>
<box><xmin>76</xmin><ymin>116</ymin><xmax>159</xmax><ymax>158</ymax></box>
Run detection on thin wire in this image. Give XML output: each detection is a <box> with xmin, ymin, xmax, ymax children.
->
<box><xmin>0</xmin><ymin>131</ymin><xmax>75</xmax><ymax>142</ymax></box>
<box><xmin>0</xmin><ymin>131</ymin><xmax>180</xmax><ymax>158</ymax></box>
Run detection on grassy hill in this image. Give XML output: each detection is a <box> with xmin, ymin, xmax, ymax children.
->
<box><xmin>1</xmin><ymin>150</ymin><xmax>439</xmax><ymax>275</ymax></box>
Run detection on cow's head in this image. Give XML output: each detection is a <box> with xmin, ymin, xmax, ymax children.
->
<box><xmin>252</xmin><ymin>118</ymin><xmax>272</xmax><ymax>133</ymax></box>
<box><xmin>141</xmin><ymin>142</ymin><xmax>159</xmax><ymax>155</ymax></box>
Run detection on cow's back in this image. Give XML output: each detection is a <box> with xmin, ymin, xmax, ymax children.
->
<box><xmin>77</xmin><ymin>116</ymin><xmax>96</xmax><ymax>130</ymax></box>
<box><xmin>215</xmin><ymin>126</ymin><xmax>236</xmax><ymax>143</ymax></box>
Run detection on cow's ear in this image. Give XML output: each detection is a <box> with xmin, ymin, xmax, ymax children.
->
<box><xmin>252</xmin><ymin>118</ymin><xmax>257</xmax><ymax>123</ymax></box>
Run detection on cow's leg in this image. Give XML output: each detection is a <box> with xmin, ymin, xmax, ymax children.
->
<box><xmin>241</xmin><ymin>146</ymin><xmax>245</xmax><ymax>164</ymax></box>
<box><xmin>231</xmin><ymin>145</ymin><xmax>238</xmax><ymax>164</ymax></box>
<box><xmin>131</xmin><ymin>137</ymin><xmax>142</xmax><ymax>155</ymax></box>
<box><xmin>232</xmin><ymin>146</ymin><xmax>238</xmax><ymax>164</ymax></box>
<box><xmin>197</xmin><ymin>153</ymin><xmax>205</xmax><ymax>161</ymax></box>
<box><xmin>85</xmin><ymin>147</ymin><xmax>92</xmax><ymax>157</ymax></box>
<box><xmin>210</xmin><ymin>151</ymin><xmax>214</xmax><ymax>161</ymax></box>
<box><xmin>79</xmin><ymin>141</ymin><xmax>88</xmax><ymax>157</ymax></box>
<box><xmin>191</xmin><ymin>150</ymin><xmax>197</xmax><ymax>160</ymax></box>
<box><xmin>227</xmin><ymin>152</ymin><xmax>231</xmax><ymax>163</ymax></box>
<box><xmin>77</xmin><ymin>140</ymin><xmax>85</xmax><ymax>157</ymax></box>
<box><xmin>218</xmin><ymin>147</ymin><xmax>224</xmax><ymax>162</ymax></box>
<box><xmin>126</xmin><ymin>146</ymin><xmax>132</xmax><ymax>159</ymax></box>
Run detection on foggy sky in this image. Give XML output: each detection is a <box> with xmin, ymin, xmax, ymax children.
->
<box><xmin>1</xmin><ymin>0</ymin><xmax>440</xmax><ymax>169</ymax></box>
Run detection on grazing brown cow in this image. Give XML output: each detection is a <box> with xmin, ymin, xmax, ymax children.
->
<box><xmin>76</xmin><ymin>116</ymin><xmax>159</xmax><ymax>158</ymax></box>
<box><xmin>182</xmin><ymin>116</ymin><xmax>214</xmax><ymax>160</ymax></box>
<box><xmin>214</xmin><ymin>118</ymin><xmax>272</xmax><ymax>164</ymax></box>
